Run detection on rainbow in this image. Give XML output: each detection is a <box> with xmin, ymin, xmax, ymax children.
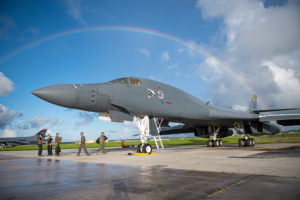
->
<box><xmin>0</xmin><ymin>25</ymin><xmax>268</xmax><ymax>109</ymax></box>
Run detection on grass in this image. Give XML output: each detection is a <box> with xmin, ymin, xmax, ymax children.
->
<box><xmin>1</xmin><ymin>131</ymin><xmax>300</xmax><ymax>151</ymax></box>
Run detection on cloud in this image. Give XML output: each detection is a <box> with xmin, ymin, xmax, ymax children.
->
<box><xmin>0</xmin><ymin>129</ymin><xmax>16</xmax><ymax>137</ymax></box>
<box><xmin>196</xmin><ymin>57</ymin><xmax>223</xmax><ymax>82</ymax></box>
<box><xmin>137</xmin><ymin>48</ymin><xmax>150</xmax><ymax>58</ymax></box>
<box><xmin>161</xmin><ymin>51</ymin><xmax>170</xmax><ymax>63</ymax></box>
<box><xmin>0</xmin><ymin>104</ymin><xmax>22</xmax><ymax>129</ymax></box>
<box><xmin>75</xmin><ymin>112</ymin><xmax>97</xmax><ymax>127</ymax></box>
<box><xmin>0</xmin><ymin>72</ymin><xmax>14</xmax><ymax>96</ymax></box>
<box><xmin>60</xmin><ymin>0</ymin><xmax>85</xmax><ymax>24</ymax></box>
<box><xmin>119</xmin><ymin>127</ymin><xmax>137</xmax><ymax>139</ymax></box>
<box><xmin>166</xmin><ymin>63</ymin><xmax>178</xmax><ymax>70</ymax></box>
<box><xmin>18</xmin><ymin>116</ymin><xmax>64</xmax><ymax>130</ymax></box>
<box><xmin>30</xmin><ymin>117</ymin><xmax>51</xmax><ymax>128</ymax></box>
<box><xmin>0</xmin><ymin>13</ymin><xmax>16</xmax><ymax>40</ymax></box>
<box><xmin>264</xmin><ymin>61</ymin><xmax>300</xmax><ymax>107</ymax></box>
<box><xmin>196</xmin><ymin>0</ymin><xmax>300</xmax><ymax>108</ymax></box>
<box><xmin>232</xmin><ymin>104</ymin><xmax>248</xmax><ymax>112</ymax></box>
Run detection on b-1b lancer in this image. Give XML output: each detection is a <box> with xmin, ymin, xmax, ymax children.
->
<box><xmin>0</xmin><ymin>129</ymin><xmax>47</xmax><ymax>148</ymax></box>
<box><xmin>32</xmin><ymin>77</ymin><xmax>300</xmax><ymax>153</ymax></box>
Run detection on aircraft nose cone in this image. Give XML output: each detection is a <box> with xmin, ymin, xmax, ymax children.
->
<box><xmin>32</xmin><ymin>84</ymin><xmax>76</xmax><ymax>108</ymax></box>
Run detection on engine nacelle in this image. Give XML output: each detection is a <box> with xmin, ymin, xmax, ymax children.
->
<box><xmin>218</xmin><ymin>128</ymin><xmax>234</xmax><ymax>138</ymax></box>
<box><xmin>246</xmin><ymin>122</ymin><xmax>280</xmax><ymax>135</ymax></box>
<box><xmin>194</xmin><ymin>127</ymin><xmax>233</xmax><ymax>138</ymax></box>
<box><xmin>194</xmin><ymin>126</ymin><xmax>209</xmax><ymax>137</ymax></box>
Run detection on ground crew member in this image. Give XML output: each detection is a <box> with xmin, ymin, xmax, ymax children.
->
<box><xmin>77</xmin><ymin>132</ymin><xmax>90</xmax><ymax>156</ymax></box>
<box><xmin>37</xmin><ymin>134</ymin><xmax>43</xmax><ymax>156</ymax></box>
<box><xmin>100</xmin><ymin>132</ymin><xmax>107</xmax><ymax>154</ymax></box>
<box><xmin>96</xmin><ymin>132</ymin><xmax>107</xmax><ymax>155</ymax></box>
<box><xmin>55</xmin><ymin>133</ymin><xmax>62</xmax><ymax>156</ymax></box>
<box><xmin>47</xmin><ymin>134</ymin><xmax>53</xmax><ymax>156</ymax></box>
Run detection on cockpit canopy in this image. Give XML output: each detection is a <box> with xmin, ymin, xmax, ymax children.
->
<box><xmin>110</xmin><ymin>78</ymin><xmax>142</xmax><ymax>86</ymax></box>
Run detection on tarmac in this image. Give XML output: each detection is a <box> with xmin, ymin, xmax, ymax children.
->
<box><xmin>0</xmin><ymin>143</ymin><xmax>300</xmax><ymax>200</ymax></box>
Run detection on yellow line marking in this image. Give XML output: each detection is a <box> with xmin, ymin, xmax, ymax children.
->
<box><xmin>133</xmin><ymin>152</ymin><xmax>156</xmax><ymax>156</ymax></box>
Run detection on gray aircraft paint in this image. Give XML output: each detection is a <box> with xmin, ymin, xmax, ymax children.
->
<box><xmin>0</xmin><ymin>129</ymin><xmax>47</xmax><ymax>147</ymax></box>
<box><xmin>32</xmin><ymin>77</ymin><xmax>300</xmax><ymax>136</ymax></box>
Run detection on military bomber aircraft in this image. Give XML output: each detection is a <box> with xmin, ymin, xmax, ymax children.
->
<box><xmin>0</xmin><ymin>129</ymin><xmax>47</xmax><ymax>148</ymax></box>
<box><xmin>32</xmin><ymin>77</ymin><xmax>300</xmax><ymax>153</ymax></box>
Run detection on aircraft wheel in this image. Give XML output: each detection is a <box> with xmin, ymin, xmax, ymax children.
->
<box><xmin>137</xmin><ymin>144</ymin><xmax>143</xmax><ymax>153</ymax></box>
<box><xmin>143</xmin><ymin>144</ymin><xmax>152</xmax><ymax>154</ymax></box>
<box><xmin>251</xmin><ymin>139</ymin><xmax>256</xmax><ymax>147</ymax></box>
<box><xmin>238</xmin><ymin>139</ymin><xmax>245</xmax><ymax>147</ymax></box>
<box><xmin>207</xmin><ymin>140</ymin><xmax>213</xmax><ymax>147</ymax></box>
<box><xmin>249</xmin><ymin>139</ymin><xmax>254</xmax><ymax>146</ymax></box>
<box><xmin>246</xmin><ymin>139</ymin><xmax>251</xmax><ymax>147</ymax></box>
<box><xmin>219</xmin><ymin>140</ymin><xmax>223</xmax><ymax>147</ymax></box>
<box><xmin>213</xmin><ymin>140</ymin><xmax>220</xmax><ymax>147</ymax></box>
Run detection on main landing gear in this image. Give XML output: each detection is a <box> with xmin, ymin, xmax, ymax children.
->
<box><xmin>207</xmin><ymin>139</ymin><xmax>223</xmax><ymax>147</ymax></box>
<box><xmin>206</xmin><ymin>126</ymin><xmax>223</xmax><ymax>147</ymax></box>
<box><xmin>238</xmin><ymin>138</ymin><xmax>256</xmax><ymax>147</ymax></box>
<box><xmin>234</xmin><ymin>124</ymin><xmax>256</xmax><ymax>147</ymax></box>
<box><xmin>134</xmin><ymin>116</ymin><xmax>153</xmax><ymax>154</ymax></box>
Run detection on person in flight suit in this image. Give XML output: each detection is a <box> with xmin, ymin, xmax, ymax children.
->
<box><xmin>95</xmin><ymin>132</ymin><xmax>107</xmax><ymax>155</ymax></box>
<box><xmin>55</xmin><ymin>133</ymin><xmax>62</xmax><ymax>156</ymax></box>
<box><xmin>37</xmin><ymin>134</ymin><xmax>43</xmax><ymax>156</ymax></box>
<box><xmin>47</xmin><ymin>134</ymin><xmax>53</xmax><ymax>156</ymax></box>
<box><xmin>77</xmin><ymin>132</ymin><xmax>90</xmax><ymax>156</ymax></box>
<box><xmin>99</xmin><ymin>132</ymin><xmax>107</xmax><ymax>154</ymax></box>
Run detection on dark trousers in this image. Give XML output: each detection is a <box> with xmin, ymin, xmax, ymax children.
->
<box><xmin>38</xmin><ymin>144</ymin><xmax>42</xmax><ymax>156</ymax></box>
<box><xmin>47</xmin><ymin>145</ymin><xmax>52</xmax><ymax>155</ymax></box>
<box><xmin>55</xmin><ymin>144</ymin><xmax>61</xmax><ymax>155</ymax></box>
<box><xmin>77</xmin><ymin>145</ymin><xmax>89</xmax><ymax>156</ymax></box>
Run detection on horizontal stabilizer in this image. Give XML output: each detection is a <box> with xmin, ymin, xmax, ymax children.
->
<box><xmin>253</xmin><ymin>108</ymin><xmax>298</xmax><ymax>113</ymax></box>
<box><xmin>260</xmin><ymin>114</ymin><xmax>300</xmax><ymax>126</ymax></box>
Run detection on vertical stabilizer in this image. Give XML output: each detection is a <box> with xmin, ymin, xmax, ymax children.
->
<box><xmin>249</xmin><ymin>96</ymin><xmax>257</xmax><ymax>113</ymax></box>
<box><xmin>35</xmin><ymin>129</ymin><xmax>47</xmax><ymax>137</ymax></box>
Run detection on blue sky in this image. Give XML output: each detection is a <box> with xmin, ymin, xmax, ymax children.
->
<box><xmin>1</xmin><ymin>0</ymin><xmax>299</xmax><ymax>141</ymax></box>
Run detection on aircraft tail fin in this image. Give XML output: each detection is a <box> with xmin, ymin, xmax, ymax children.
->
<box><xmin>248</xmin><ymin>96</ymin><xmax>298</xmax><ymax>113</ymax></box>
<box><xmin>35</xmin><ymin>129</ymin><xmax>47</xmax><ymax>137</ymax></box>
<box><xmin>248</xmin><ymin>96</ymin><xmax>257</xmax><ymax>113</ymax></box>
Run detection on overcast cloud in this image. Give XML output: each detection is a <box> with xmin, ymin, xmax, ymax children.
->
<box><xmin>196</xmin><ymin>0</ymin><xmax>300</xmax><ymax>109</ymax></box>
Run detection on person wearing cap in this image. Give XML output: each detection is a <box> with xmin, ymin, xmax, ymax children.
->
<box><xmin>47</xmin><ymin>134</ymin><xmax>53</xmax><ymax>156</ymax></box>
<box><xmin>77</xmin><ymin>132</ymin><xmax>90</xmax><ymax>156</ymax></box>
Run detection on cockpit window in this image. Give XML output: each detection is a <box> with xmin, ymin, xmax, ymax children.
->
<box><xmin>110</xmin><ymin>78</ymin><xmax>142</xmax><ymax>86</ymax></box>
<box><xmin>129</xmin><ymin>78</ymin><xmax>141</xmax><ymax>86</ymax></box>
<box><xmin>110</xmin><ymin>78</ymin><xmax>129</xmax><ymax>84</ymax></box>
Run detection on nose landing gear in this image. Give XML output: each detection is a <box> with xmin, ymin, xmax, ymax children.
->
<box><xmin>134</xmin><ymin>116</ymin><xmax>153</xmax><ymax>154</ymax></box>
